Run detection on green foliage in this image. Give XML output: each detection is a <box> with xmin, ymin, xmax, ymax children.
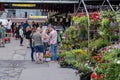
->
<box><xmin>102</xmin><ymin>49</ymin><xmax>119</xmax><ymax>62</ymax></box>
<box><xmin>101</xmin><ymin>11</ymin><xmax>116</xmax><ymax>18</ymax></box>
<box><xmin>102</xmin><ymin>18</ymin><xmax>110</xmax><ymax>29</ymax></box>
<box><xmin>96</xmin><ymin>49</ymin><xmax>120</xmax><ymax>80</ymax></box>
<box><xmin>72</xmin><ymin>16</ymin><xmax>79</xmax><ymax>23</ymax></box>
<box><xmin>117</xmin><ymin>18</ymin><xmax>120</xmax><ymax>27</ymax></box>
<box><xmin>90</xmin><ymin>19</ymin><xmax>101</xmax><ymax>29</ymax></box>
<box><xmin>78</xmin><ymin>16</ymin><xmax>88</xmax><ymax>27</ymax></box>
<box><xmin>80</xmin><ymin>41</ymin><xmax>88</xmax><ymax>48</ymax></box>
<box><xmin>90</xmin><ymin>38</ymin><xmax>109</xmax><ymax>50</ymax></box>
<box><xmin>78</xmin><ymin>64</ymin><xmax>91</xmax><ymax>76</ymax></box>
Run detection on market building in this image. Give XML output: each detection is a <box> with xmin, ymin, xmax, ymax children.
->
<box><xmin>0</xmin><ymin>0</ymin><xmax>120</xmax><ymax>80</ymax></box>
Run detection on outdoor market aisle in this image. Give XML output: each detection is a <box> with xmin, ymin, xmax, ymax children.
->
<box><xmin>0</xmin><ymin>38</ymin><xmax>79</xmax><ymax>80</ymax></box>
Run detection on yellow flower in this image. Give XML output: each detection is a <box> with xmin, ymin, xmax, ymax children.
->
<box><xmin>81</xmin><ymin>50</ymin><xmax>87</xmax><ymax>55</ymax></box>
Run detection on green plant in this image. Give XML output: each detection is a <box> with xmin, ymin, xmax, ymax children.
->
<box><xmin>102</xmin><ymin>18</ymin><xmax>110</xmax><ymax>29</ymax></box>
<box><xmin>117</xmin><ymin>18</ymin><xmax>120</xmax><ymax>27</ymax></box>
<box><xmin>101</xmin><ymin>11</ymin><xmax>116</xmax><ymax>18</ymax></box>
<box><xmin>80</xmin><ymin>41</ymin><xmax>88</xmax><ymax>48</ymax></box>
<box><xmin>95</xmin><ymin>49</ymin><xmax>120</xmax><ymax>80</ymax></box>
<box><xmin>78</xmin><ymin>64</ymin><xmax>91</xmax><ymax>76</ymax></box>
<box><xmin>57</xmin><ymin>51</ymin><xmax>67</xmax><ymax>58</ymax></box>
<box><xmin>90</xmin><ymin>38</ymin><xmax>102</xmax><ymax>50</ymax></box>
<box><xmin>90</xmin><ymin>19</ymin><xmax>101</xmax><ymax>29</ymax></box>
<box><xmin>72</xmin><ymin>16</ymin><xmax>79</xmax><ymax>23</ymax></box>
<box><xmin>96</xmin><ymin>62</ymin><xmax>120</xmax><ymax>80</ymax></box>
<box><xmin>78</xmin><ymin>16</ymin><xmax>88</xmax><ymax>27</ymax></box>
<box><xmin>63</xmin><ymin>26</ymin><xmax>79</xmax><ymax>49</ymax></box>
<box><xmin>102</xmin><ymin>49</ymin><xmax>118</xmax><ymax>62</ymax></box>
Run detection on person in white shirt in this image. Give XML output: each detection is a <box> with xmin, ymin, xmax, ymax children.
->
<box><xmin>19</xmin><ymin>26</ymin><xmax>24</xmax><ymax>46</ymax></box>
<box><xmin>6</xmin><ymin>19</ymin><xmax>12</xmax><ymax>33</ymax></box>
<box><xmin>43</xmin><ymin>29</ymin><xmax>49</xmax><ymax>54</ymax></box>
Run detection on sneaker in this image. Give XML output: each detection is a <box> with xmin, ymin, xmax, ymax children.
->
<box><xmin>39</xmin><ymin>58</ymin><xmax>44</xmax><ymax>64</ymax></box>
<box><xmin>31</xmin><ymin>59</ymin><xmax>35</xmax><ymax>62</ymax></box>
<box><xmin>36</xmin><ymin>61</ymin><xmax>41</xmax><ymax>64</ymax></box>
<box><xmin>20</xmin><ymin>44</ymin><xmax>24</xmax><ymax>46</ymax></box>
<box><xmin>27</xmin><ymin>47</ymin><xmax>30</xmax><ymax>48</ymax></box>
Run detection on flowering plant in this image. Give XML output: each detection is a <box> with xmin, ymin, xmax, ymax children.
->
<box><xmin>45</xmin><ymin>51</ymin><xmax>52</xmax><ymax>58</ymax></box>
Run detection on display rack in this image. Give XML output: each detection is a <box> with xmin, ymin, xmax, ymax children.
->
<box><xmin>75</xmin><ymin>0</ymin><xmax>115</xmax><ymax>53</ymax></box>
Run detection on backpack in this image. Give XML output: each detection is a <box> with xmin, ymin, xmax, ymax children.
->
<box><xmin>57</xmin><ymin>33</ymin><xmax>62</xmax><ymax>43</ymax></box>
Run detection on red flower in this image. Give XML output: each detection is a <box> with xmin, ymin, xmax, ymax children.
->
<box><xmin>91</xmin><ymin>72</ymin><xmax>97</xmax><ymax>79</ymax></box>
<box><xmin>90</xmin><ymin>12</ymin><xmax>100</xmax><ymax>20</ymax></box>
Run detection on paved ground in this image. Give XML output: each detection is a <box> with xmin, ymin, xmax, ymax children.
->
<box><xmin>0</xmin><ymin>38</ymin><xmax>79</xmax><ymax>80</ymax></box>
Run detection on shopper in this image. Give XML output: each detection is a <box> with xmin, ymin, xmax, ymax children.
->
<box><xmin>11</xmin><ymin>22</ymin><xmax>15</xmax><ymax>37</ymax></box>
<box><xmin>15</xmin><ymin>23</ymin><xmax>20</xmax><ymax>40</ymax></box>
<box><xmin>23</xmin><ymin>20</ymin><xmax>29</xmax><ymax>35</ymax></box>
<box><xmin>0</xmin><ymin>22</ymin><xmax>2</xmax><ymax>47</ymax></box>
<box><xmin>25</xmin><ymin>26</ymin><xmax>32</xmax><ymax>48</ymax></box>
<box><xmin>0</xmin><ymin>22</ymin><xmax>6</xmax><ymax>47</ymax></box>
<box><xmin>48</xmin><ymin>25</ymin><xmax>58</xmax><ymax>61</ymax></box>
<box><xmin>30</xmin><ymin>29</ymin><xmax>35</xmax><ymax>62</ymax></box>
<box><xmin>6</xmin><ymin>19</ymin><xmax>12</xmax><ymax>33</ymax></box>
<box><xmin>43</xmin><ymin>29</ymin><xmax>49</xmax><ymax>54</ymax></box>
<box><xmin>32</xmin><ymin>29</ymin><xmax>44</xmax><ymax>63</ymax></box>
<box><xmin>37</xmin><ymin>23</ymin><xmax>43</xmax><ymax>31</ymax></box>
<box><xmin>19</xmin><ymin>25</ymin><xmax>24</xmax><ymax>46</ymax></box>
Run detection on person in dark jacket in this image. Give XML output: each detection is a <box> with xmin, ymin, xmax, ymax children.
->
<box><xmin>25</xmin><ymin>26</ymin><xmax>32</xmax><ymax>48</ymax></box>
<box><xmin>15</xmin><ymin>24</ymin><xmax>20</xmax><ymax>40</ymax></box>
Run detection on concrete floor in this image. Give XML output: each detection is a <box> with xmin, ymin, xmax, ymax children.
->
<box><xmin>0</xmin><ymin>38</ymin><xmax>79</xmax><ymax>80</ymax></box>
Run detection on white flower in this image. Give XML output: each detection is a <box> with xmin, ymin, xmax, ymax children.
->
<box><xmin>117</xmin><ymin>60</ymin><xmax>120</xmax><ymax>64</ymax></box>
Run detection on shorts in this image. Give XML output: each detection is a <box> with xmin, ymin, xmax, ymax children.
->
<box><xmin>34</xmin><ymin>45</ymin><xmax>44</xmax><ymax>53</ymax></box>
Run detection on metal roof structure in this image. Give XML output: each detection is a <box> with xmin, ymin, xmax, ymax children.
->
<box><xmin>1</xmin><ymin>0</ymin><xmax>120</xmax><ymax>13</ymax></box>
<box><xmin>0</xmin><ymin>0</ymin><xmax>79</xmax><ymax>4</ymax></box>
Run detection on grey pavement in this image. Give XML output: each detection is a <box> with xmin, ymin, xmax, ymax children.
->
<box><xmin>0</xmin><ymin>38</ymin><xmax>79</xmax><ymax>80</ymax></box>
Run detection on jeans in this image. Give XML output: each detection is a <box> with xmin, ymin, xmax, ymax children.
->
<box><xmin>30</xmin><ymin>47</ymin><xmax>34</xmax><ymax>61</ymax></box>
<box><xmin>20</xmin><ymin>36</ymin><xmax>23</xmax><ymax>45</ymax></box>
<box><xmin>30</xmin><ymin>39</ymin><xmax>34</xmax><ymax>61</ymax></box>
<box><xmin>44</xmin><ymin>42</ymin><xmax>48</xmax><ymax>54</ymax></box>
<box><xmin>50</xmin><ymin>44</ymin><xmax>57</xmax><ymax>61</ymax></box>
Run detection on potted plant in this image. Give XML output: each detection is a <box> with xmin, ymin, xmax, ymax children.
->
<box><xmin>45</xmin><ymin>51</ymin><xmax>52</xmax><ymax>61</ymax></box>
<box><xmin>95</xmin><ymin>49</ymin><xmax>120</xmax><ymax>80</ymax></box>
<box><xmin>78</xmin><ymin>64</ymin><xmax>92</xmax><ymax>80</ymax></box>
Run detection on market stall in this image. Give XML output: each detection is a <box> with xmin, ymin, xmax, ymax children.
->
<box><xmin>57</xmin><ymin>0</ymin><xmax>120</xmax><ymax>80</ymax></box>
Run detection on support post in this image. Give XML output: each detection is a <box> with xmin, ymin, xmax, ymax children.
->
<box><xmin>100</xmin><ymin>0</ymin><xmax>106</xmax><ymax>11</ymax></box>
<box><xmin>100</xmin><ymin>0</ymin><xmax>115</xmax><ymax>12</ymax></box>
<box><xmin>74</xmin><ymin>0</ymin><xmax>82</xmax><ymax>15</ymax></box>
<box><xmin>82</xmin><ymin>0</ymin><xmax>90</xmax><ymax>54</ymax></box>
<box><xmin>74</xmin><ymin>0</ymin><xmax>90</xmax><ymax>54</ymax></box>
<box><xmin>107</xmin><ymin>0</ymin><xmax>115</xmax><ymax>12</ymax></box>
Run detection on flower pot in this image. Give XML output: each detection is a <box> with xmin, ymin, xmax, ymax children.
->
<box><xmin>80</xmin><ymin>72</ymin><xmax>92</xmax><ymax>80</ymax></box>
<box><xmin>45</xmin><ymin>58</ymin><xmax>51</xmax><ymax>62</ymax></box>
